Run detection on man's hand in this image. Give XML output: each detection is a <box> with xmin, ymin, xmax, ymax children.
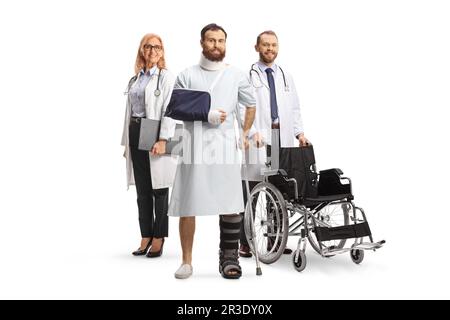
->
<box><xmin>151</xmin><ymin>140</ymin><xmax>167</xmax><ymax>155</ymax></box>
<box><xmin>298</xmin><ymin>133</ymin><xmax>309</xmax><ymax>147</ymax></box>
<box><xmin>218</xmin><ymin>109</ymin><xmax>227</xmax><ymax>123</ymax></box>
<box><xmin>243</xmin><ymin>136</ymin><xmax>250</xmax><ymax>149</ymax></box>
<box><xmin>240</xmin><ymin>130</ymin><xmax>251</xmax><ymax>150</ymax></box>
<box><xmin>208</xmin><ymin>109</ymin><xmax>227</xmax><ymax>125</ymax></box>
<box><xmin>252</xmin><ymin>132</ymin><xmax>264</xmax><ymax>148</ymax></box>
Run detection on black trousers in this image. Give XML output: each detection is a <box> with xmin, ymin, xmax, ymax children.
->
<box><xmin>239</xmin><ymin>180</ymin><xmax>259</xmax><ymax>246</ymax></box>
<box><xmin>129</xmin><ymin>120</ymin><xmax>169</xmax><ymax>239</ymax></box>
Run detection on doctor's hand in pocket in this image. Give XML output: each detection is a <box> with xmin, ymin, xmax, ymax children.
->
<box><xmin>151</xmin><ymin>140</ymin><xmax>166</xmax><ymax>156</ymax></box>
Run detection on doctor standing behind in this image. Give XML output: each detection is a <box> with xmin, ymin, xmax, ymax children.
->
<box><xmin>121</xmin><ymin>33</ymin><xmax>177</xmax><ymax>258</ymax></box>
<box><xmin>239</xmin><ymin>30</ymin><xmax>309</xmax><ymax>257</ymax></box>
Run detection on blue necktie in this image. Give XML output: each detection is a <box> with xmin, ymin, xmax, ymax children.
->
<box><xmin>265</xmin><ymin>68</ymin><xmax>278</xmax><ymax>122</ymax></box>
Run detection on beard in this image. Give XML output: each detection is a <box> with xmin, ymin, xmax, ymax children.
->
<box><xmin>202</xmin><ymin>47</ymin><xmax>226</xmax><ymax>62</ymax></box>
<box><xmin>259</xmin><ymin>51</ymin><xmax>278</xmax><ymax>64</ymax></box>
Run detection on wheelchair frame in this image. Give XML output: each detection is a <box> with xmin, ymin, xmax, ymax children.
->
<box><xmin>243</xmin><ymin>130</ymin><xmax>385</xmax><ymax>272</ymax></box>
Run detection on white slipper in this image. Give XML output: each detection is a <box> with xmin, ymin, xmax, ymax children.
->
<box><xmin>174</xmin><ymin>264</ymin><xmax>193</xmax><ymax>279</ymax></box>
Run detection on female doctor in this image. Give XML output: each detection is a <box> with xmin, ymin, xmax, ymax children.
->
<box><xmin>121</xmin><ymin>33</ymin><xmax>177</xmax><ymax>258</ymax></box>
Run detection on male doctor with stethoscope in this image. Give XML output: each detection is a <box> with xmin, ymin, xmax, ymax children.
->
<box><xmin>239</xmin><ymin>30</ymin><xmax>309</xmax><ymax>258</ymax></box>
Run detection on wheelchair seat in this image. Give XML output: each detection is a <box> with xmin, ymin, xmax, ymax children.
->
<box><xmin>304</xmin><ymin>193</ymin><xmax>353</xmax><ymax>205</ymax></box>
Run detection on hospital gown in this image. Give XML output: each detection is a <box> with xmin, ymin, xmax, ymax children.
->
<box><xmin>168</xmin><ymin>65</ymin><xmax>255</xmax><ymax>216</ymax></box>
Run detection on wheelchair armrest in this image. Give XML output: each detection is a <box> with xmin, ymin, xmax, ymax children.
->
<box><xmin>318</xmin><ymin>168</ymin><xmax>352</xmax><ymax>197</ymax></box>
<box><xmin>320</xmin><ymin>168</ymin><xmax>343</xmax><ymax>177</ymax></box>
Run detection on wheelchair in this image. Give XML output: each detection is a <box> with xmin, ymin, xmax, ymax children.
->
<box><xmin>243</xmin><ymin>130</ymin><xmax>385</xmax><ymax>272</ymax></box>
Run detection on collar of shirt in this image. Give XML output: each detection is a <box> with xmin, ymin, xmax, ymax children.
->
<box><xmin>257</xmin><ymin>61</ymin><xmax>278</xmax><ymax>78</ymax></box>
<box><xmin>139</xmin><ymin>65</ymin><xmax>158</xmax><ymax>77</ymax></box>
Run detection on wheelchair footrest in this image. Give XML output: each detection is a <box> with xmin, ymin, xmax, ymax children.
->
<box><xmin>322</xmin><ymin>240</ymin><xmax>385</xmax><ymax>256</ymax></box>
<box><xmin>315</xmin><ymin>222</ymin><xmax>372</xmax><ymax>242</ymax></box>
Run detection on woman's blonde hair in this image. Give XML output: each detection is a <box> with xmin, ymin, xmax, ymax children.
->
<box><xmin>134</xmin><ymin>33</ymin><xmax>166</xmax><ymax>74</ymax></box>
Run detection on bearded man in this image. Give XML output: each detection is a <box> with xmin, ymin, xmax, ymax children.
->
<box><xmin>238</xmin><ymin>30</ymin><xmax>309</xmax><ymax>258</ymax></box>
<box><xmin>168</xmin><ymin>23</ymin><xmax>256</xmax><ymax>280</ymax></box>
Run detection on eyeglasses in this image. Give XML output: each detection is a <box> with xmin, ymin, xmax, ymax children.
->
<box><xmin>143</xmin><ymin>44</ymin><xmax>162</xmax><ymax>52</ymax></box>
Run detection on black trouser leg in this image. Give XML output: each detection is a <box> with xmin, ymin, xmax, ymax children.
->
<box><xmin>239</xmin><ymin>180</ymin><xmax>259</xmax><ymax>246</ymax></box>
<box><xmin>153</xmin><ymin>188</ymin><xmax>169</xmax><ymax>238</ymax></box>
<box><xmin>129</xmin><ymin>121</ymin><xmax>154</xmax><ymax>238</ymax></box>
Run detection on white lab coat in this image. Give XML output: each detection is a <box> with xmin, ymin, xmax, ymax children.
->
<box><xmin>121</xmin><ymin>68</ymin><xmax>178</xmax><ymax>189</ymax></box>
<box><xmin>242</xmin><ymin>64</ymin><xmax>304</xmax><ymax>181</ymax></box>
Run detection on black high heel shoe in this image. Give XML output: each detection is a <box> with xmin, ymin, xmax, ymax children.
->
<box><xmin>132</xmin><ymin>238</ymin><xmax>152</xmax><ymax>256</ymax></box>
<box><xmin>146</xmin><ymin>238</ymin><xmax>164</xmax><ymax>258</ymax></box>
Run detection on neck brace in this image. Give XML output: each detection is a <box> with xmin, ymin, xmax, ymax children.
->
<box><xmin>199</xmin><ymin>54</ymin><xmax>225</xmax><ymax>71</ymax></box>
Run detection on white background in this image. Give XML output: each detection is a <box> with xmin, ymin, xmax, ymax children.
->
<box><xmin>0</xmin><ymin>0</ymin><xmax>449</xmax><ymax>299</ymax></box>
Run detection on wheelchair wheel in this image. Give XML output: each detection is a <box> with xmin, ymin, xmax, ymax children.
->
<box><xmin>244</xmin><ymin>182</ymin><xmax>288</xmax><ymax>264</ymax></box>
<box><xmin>308</xmin><ymin>202</ymin><xmax>350</xmax><ymax>256</ymax></box>
<box><xmin>350</xmin><ymin>245</ymin><xmax>364</xmax><ymax>264</ymax></box>
<box><xmin>292</xmin><ymin>250</ymin><xmax>307</xmax><ymax>272</ymax></box>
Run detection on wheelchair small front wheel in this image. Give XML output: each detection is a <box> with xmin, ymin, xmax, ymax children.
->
<box><xmin>292</xmin><ymin>250</ymin><xmax>307</xmax><ymax>272</ymax></box>
<box><xmin>350</xmin><ymin>249</ymin><xmax>364</xmax><ymax>264</ymax></box>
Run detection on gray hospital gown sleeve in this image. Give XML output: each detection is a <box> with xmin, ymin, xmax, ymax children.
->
<box><xmin>237</xmin><ymin>72</ymin><xmax>256</xmax><ymax>107</ymax></box>
<box><xmin>175</xmin><ymin>70</ymin><xmax>188</xmax><ymax>89</ymax></box>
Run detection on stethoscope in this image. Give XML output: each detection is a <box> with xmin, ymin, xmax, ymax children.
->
<box><xmin>153</xmin><ymin>68</ymin><xmax>162</xmax><ymax>96</ymax></box>
<box><xmin>124</xmin><ymin>68</ymin><xmax>162</xmax><ymax>97</ymax></box>
<box><xmin>249</xmin><ymin>63</ymin><xmax>289</xmax><ymax>92</ymax></box>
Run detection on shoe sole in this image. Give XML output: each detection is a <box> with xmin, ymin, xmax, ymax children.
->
<box><xmin>175</xmin><ymin>272</ymin><xmax>192</xmax><ymax>279</ymax></box>
<box><xmin>219</xmin><ymin>269</ymin><xmax>242</xmax><ymax>280</ymax></box>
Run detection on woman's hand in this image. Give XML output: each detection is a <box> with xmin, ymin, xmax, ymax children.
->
<box><xmin>151</xmin><ymin>140</ymin><xmax>167</xmax><ymax>155</ymax></box>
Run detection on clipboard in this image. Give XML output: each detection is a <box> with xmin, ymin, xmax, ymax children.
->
<box><xmin>138</xmin><ymin>118</ymin><xmax>183</xmax><ymax>155</ymax></box>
